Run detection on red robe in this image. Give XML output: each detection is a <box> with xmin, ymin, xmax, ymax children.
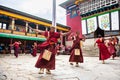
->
<box><xmin>107</xmin><ymin>41</ymin><xmax>116</xmax><ymax>55</ymax></box>
<box><xmin>32</xmin><ymin>46</ymin><xmax>37</xmax><ymax>57</ymax></box>
<box><xmin>69</xmin><ymin>36</ymin><xmax>83</xmax><ymax>63</ymax></box>
<box><xmin>13</xmin><ymin>42</ymin><xmax>20</xmax><ymax>58</ymax></box>
<box><xmin>107</xmin><ymin>41</ymin><xmax>116</xmax><ymax>58</ymax></box>
<box><xmin>35</xmin><ymin>31</ymin><xmax>60</xmax><ymax>70</ymax></box>
<box><xmin>96</xmin><ymin>38</ymin><xmax>111</xmax><ymax>60</ymax></box>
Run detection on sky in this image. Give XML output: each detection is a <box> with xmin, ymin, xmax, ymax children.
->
<box><xmin>0</xmin><ymin>0</ymin><xmax>67</xmax><ymax>25</ymax></box>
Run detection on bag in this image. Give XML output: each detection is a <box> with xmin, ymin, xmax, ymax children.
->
<box><xmin>42</xmin><ymin>49</ymin><xmax>52</xmax><ymax>61</ymax></box>
<box><xmin>75</xmin><ymin>49</ymin><xmax>80</xmax><ymax>55</ymax></box>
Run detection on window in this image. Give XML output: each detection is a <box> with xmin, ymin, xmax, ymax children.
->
<box><xmin>0</xmin><ymin>23</ymin><xmax>2</xmax><ymax>29</ymax></box>
<box><xmin>3</xmin><ymin>23</ymin><xmax>6</xmax><ymax>29</ymax></box>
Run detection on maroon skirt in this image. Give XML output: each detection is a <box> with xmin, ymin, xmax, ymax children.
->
<box><xmin>69</xmin><ymin>48</ymin><xmax>83</xmax><ymax>63</ymax></box>
<box><xmin>99</xmin><ymin>43</ymin><xmax>111</xmax><ymax>60</ymax></box>
<box><xmin>35</xmin><ymin>44</ymin><xmax>56</xmax><ymax>70</ymax></box>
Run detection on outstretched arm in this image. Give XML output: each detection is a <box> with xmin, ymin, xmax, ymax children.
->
<box><xmin>29</xmin><ymin>26</ymin><xmax>45</xmax><ymax>34</ymax></box>
<box><xmin>61</xmin><ymin>30</ymin><xmax>72</xmax><ymax>36</ymax></box>
<box><xmin>81</xmin><ymin>35</ymin><xmax>86</xmax><ymax>41</ymax></box>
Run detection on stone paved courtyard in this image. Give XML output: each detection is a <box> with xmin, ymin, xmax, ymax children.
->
<box><xmin>0</xmin><ymin>54</ymin><xmax>120</xmax><ymax>80</ymax></box>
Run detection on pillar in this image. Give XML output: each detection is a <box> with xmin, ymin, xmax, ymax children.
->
<box><xmin>10</xmin><ymin>39</ymin><xmax>13</xmax><ymax>54</ymax></box>
<box><xmin>11</xmin><ymin>18</ymin><xmax>15</xmax><ymax>33</ymax></box>
<box><xmin>60</xmin><ymin>31</ymin><xmax>63</xmax><ymax>46</ymax></box>
<box><xmin>36</xmin><ymin>24</ymin><xmax>38</xmax><ymax>37</ymax></box>
<box><xmin>46</xmin><ymin>27</ymin><xmax>48</xmax><ymax>31</ymax></box>
<box><xmin>52</xmin><ymin>0</ymin><xmax>56</xmax><ymax>31</ymax></box>
<box><xmin>25</xmin><ymin>22</ymin><xmax>28</xmax><ymax>35</ymax></box>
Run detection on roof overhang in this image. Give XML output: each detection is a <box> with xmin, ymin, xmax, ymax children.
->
<box><xmin>59</xmin><ymin>0</ymin><xmax>76</xmax><ymax>9</ymax></box>
<box><xmin>60</xmin><ymin>0</ymin><xmax>89</xmax><ymax>9</ymax></box>
<box><xmin>0</xmin><ymin>33</ymin><xmax>46</xmax><ymax>41</ymax></box>
<box><xmin>0</xmin><ymin>5</ymin><xmax>69</xmax><ymax>32</ymax></box>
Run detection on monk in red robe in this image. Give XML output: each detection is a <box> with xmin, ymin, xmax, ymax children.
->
<box><xmin>31</xmin><ymin>42</ymin><xmax>37</xmax><ymax>57</ymax></box>
<box><xmin>107</xmin><ymin>38</ymin><xmax>116</xmax><ymax>60</ymax></box>
<box><xmin>30</xmin><ymin>26</ymin><xmax>71</xmax><ymax>74</ymax></box>
<box><xmin>69</xmin><ymin>31</ymin><xmax>85</xmax><ymax>67</ymax></box>
<box><xmin>113</xmin><ymin>36</ymin><xmax>119</xmax><ymax>57</ymax></box>
<box><xmin>13</xmin><ymin>41</ymin><xmax>21</xmax><ymax>58</ymax></box>
<box><xmin>94</xmin><ymin>36</ymin><xmax>111</xmax><ymax>64</ymax></box>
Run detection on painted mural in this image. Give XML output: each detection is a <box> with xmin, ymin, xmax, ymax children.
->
<box><xmin>98</xmin><ymin>13</ymin><xmax>110</xmax><ymax>30</ymax></box>
<box><xmin>87</xmin><ymin>17</ymin><xmax>97</xmax><ymax>33</ymax></box>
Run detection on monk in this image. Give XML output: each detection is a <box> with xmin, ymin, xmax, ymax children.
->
<box><xmin>13</xmin><ymin>41</ymin><xmax>21</xmax><ymax>58</ymax></box>
<box><xmin>30</xmin><ymin>26</ymin><xmax>71</xmax><ymax>74</ymax></box>
<box><xmin>69</xmin><ymin>31</ymin><xmax>85</xmax><ymax>67</ymax></box>
<box><xmin>94</xmin><ymin>35</ymin><xmax>111</xmax><ymax>64</ymax></box>
<box><xmin>106</xmin><ymin>38</ymin><xmax>116</xmax><ymax>60</ymax></box>
<box><xmin>31</xmin><ymin>42</ymin><xmax>37</xmax><ymax>57</ymax></box>
<box><xmin>113</xmin><ymin>36</ymin><xmax>119</xmax><ymax>57</ymax></box>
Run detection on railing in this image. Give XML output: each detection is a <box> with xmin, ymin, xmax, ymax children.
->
<box><xmin>0</xmin><ymin>29</ymin><xmax>45</xmax><ymax>38</ymax></box>
<box><xmin>37</xmin><ymin>34</ymin><xmax>45</xmax><ymax>38</ymax></box>
<box><xmin>79</xmin><ymin>0</ymin><xmax>119</xmax><ymax>15</ymax></box>
<box><xmin>13</xmin><ymin>31</ymin><xmax>25</xmax><ymax>35</ymax></box>
<box><xmin>0</xmin><ymin>29</ymin><xmax>11</xmax><ymax>33</ymax></box>
<box><xmin>0</xmin><ymin>29</ymin><xmax>3</xmax><ymax>32</ymax></box>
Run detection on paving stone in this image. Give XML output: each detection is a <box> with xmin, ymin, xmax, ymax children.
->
<box><xmin>0</xmin><ymin>54</ymin><xmax>120</xmax><ymax>80</ymax></box>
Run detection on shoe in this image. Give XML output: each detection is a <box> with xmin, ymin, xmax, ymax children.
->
<box><xmin>70</xmin><ymin>63</ymin><xmax>73</xmax><ymax>65</ymax></box>
<box><xmin>75</xmin><ymin>64</ymin><xmax>79</xmax><ymax>67</ymax></box>
<box><xmin>38</xmin><ymin>68</ymin><xmax>44</xmax><ymax>74</ymax></box>
<box><xmin>102</xmin><ymin>61</ymin><xmax>105</xmax><ymax>64</ymax></box>
<box><xmin>46</xmin><ymin>69</ymin><xmax>51</xmax><ymax>74</ymax></box>
<box><xmin>112</xmin><ymin>58</ymin><xmax>115</xmax><ymax>60</ymax></box>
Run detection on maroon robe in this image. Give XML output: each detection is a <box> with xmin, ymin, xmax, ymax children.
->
<box><xmin>107</xmin><ymin>41</ymin><xmax>116</xmax><ymax>55</ymax></box>
<box><xmin>35</xmin><ymin>31</ymin><xmax>60</xmax><ymax>70</ymax></box>
<box><xmin>32</xmin><ymin>46</ymin><xmax>37</xmax><ymax>57</ymax></box>
<box><xmin>69</xmin><ymin>36</ymin><xmax>83</xmax><ymax>63</ymax></box>
<box><xmin>96</xmin><ymin>38</ymin><xmax>111</xmax><ymax>60</ymax></box>
<box><xmin>13</xmin><ymin>42</ymin><xmax>20</xmax><ymax>58</ymax></box>
<box><xmin>107</xmin><ymin>41</ymin><xmax>116</xmax><ymax>59</ymax></box>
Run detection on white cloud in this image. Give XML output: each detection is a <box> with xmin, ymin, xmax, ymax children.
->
<box><xmin>0</xmin><ymin>0</ymin><xmax>67</xmax><ymax>25</ymax></box>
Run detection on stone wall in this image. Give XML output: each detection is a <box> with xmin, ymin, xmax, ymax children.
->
<box><xmin>82</xmin><ymin>38</ymin><xmax>99</xmax><ymax>57</ymax></box>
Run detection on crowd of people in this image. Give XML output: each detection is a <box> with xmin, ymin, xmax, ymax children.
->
<box><xmin>94</xmin><ymin>35</ymin><xmax>120</xmax><ymax>64</ymax></box>
<box><xmin>0</xmin><ymin>26</ymin><xmax>120</xmax><ymax>74</ymax></box>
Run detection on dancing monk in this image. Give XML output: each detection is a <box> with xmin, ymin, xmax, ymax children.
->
<box><xmin>30</xmin><ymin>26</ymin><xmax>71</xmax><ymax>74</ymax></box>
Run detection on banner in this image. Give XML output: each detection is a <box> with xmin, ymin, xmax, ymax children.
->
<box><xmin>111</xmin><ymin>11</ymin><xmax>119</xmax><ymax>30</ymax></box>
<box><xmin>98</xmin><ymin>13</ymin><xmax>110</xmax><ymax>30</ymax></box>
<box><xmin>82</xmin><ymin>20</ymin><xmax>87</xmax><ymax>34</ymax></box>
<box><xmin>87</xmin><ymin>17</ymin><xmax>97</xmax><ymax>33</ymax></box>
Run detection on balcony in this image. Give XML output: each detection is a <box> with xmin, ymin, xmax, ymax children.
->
<box><xmin>13</xmin><ymin>31</ymin><xmax>25</xmax><ymax>35</ymax></box>
<box><xmin>0</xmin><ymin>29</ymin><xmax>45</xmax><ymax>39</ymax></box>
<box><xmin>0</xmin><ymin>29</ymin><xmax>11</xmax><ymax>33</ymax></box>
